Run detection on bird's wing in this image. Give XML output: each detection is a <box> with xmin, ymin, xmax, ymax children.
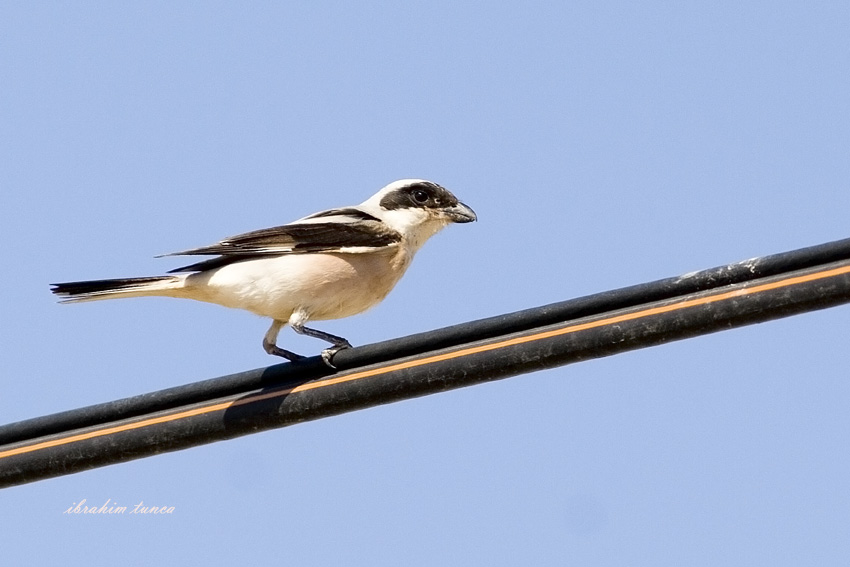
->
<box><xmin>163</xmin><ymin>208</ymin><xmax>401</xmax><ymax>273</ymax></box>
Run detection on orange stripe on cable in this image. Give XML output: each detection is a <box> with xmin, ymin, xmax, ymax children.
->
<box><xmin>2</xmin><ymin>262</ymin><xmax>848</xmax><ymax>461</ymax></box>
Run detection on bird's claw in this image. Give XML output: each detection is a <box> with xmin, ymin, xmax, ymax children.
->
<box><xmin>320</xmin><ymin>342</ymin><xmax>352</xmax><ymax>369</ymax></box>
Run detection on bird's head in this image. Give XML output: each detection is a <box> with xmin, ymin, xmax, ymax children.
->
<box><xmin>363</xmin><ymin>179</ymin><xmax>476</xmax><ymax>249</ymax></box>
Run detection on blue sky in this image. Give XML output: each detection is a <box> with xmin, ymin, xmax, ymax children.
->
<box><xmin>2</xmin><ymin>2</ymin><xmax>850</xmax><ymax>564</ymax></box>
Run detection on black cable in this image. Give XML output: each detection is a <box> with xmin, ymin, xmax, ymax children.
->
<box><xmin>2</xmin><ymin>237</ymin><xmax>850</xmax><ymax>488</ymax></box>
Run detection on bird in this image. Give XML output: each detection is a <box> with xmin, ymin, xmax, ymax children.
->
<box><xmin>51</xmin><ymin>179</ymin><xmax>477</xmax><ymax>366</ymax></box>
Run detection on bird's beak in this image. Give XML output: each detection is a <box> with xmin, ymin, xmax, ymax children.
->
<box><xmin>444</xmin><ymin>202</ymin><xmax>477</xmax><ymax>223</ymax></box>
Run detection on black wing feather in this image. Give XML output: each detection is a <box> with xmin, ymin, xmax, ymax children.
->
<box><xmin>301</xmin><ymin>207</ymin><xmax>381</xmax><ymax>222</ymax></box>
<box><xmin>166</xmin><ymin>220</ymin><xmax>401</xmax><ymax>273</ymax></box>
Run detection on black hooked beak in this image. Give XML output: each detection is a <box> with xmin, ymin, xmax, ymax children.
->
<box><xmin>444</xmin><ymin>201</ymin><xmax>477</xmax><ymax>223</ymax></box>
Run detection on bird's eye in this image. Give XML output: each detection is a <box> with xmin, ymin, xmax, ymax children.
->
<box><xmin>412</xmin><ymin>189</ymin><xmax>429</xmax><ymax>204</ymax></box>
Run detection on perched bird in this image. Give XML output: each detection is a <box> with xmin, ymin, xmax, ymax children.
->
<box><xmin>51</xmin><ymin>179</ymin><xmax>477</xmax><ymax>366</ymax></box>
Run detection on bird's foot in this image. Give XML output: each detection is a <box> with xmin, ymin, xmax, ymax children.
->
<box><xmin>320</xmin><ymin>341</ymin><xmax>352</xmax><ymax>369</ymax></box>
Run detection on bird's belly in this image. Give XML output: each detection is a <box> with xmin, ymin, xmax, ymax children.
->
<box><xmin>190</xmin><ymin>250</ymin><xmax>410</xmax><ymax>322</ymax></box>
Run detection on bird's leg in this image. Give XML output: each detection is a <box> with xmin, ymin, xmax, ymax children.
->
<box><xmin>262</xmin><ymin>320</ymin><xmax>305</xmax><ymax>362</ymax></box>
<box><xmin>290</xmin><ymin>321</ymin><xmax>352</xmax><ymax>368</ymax></box>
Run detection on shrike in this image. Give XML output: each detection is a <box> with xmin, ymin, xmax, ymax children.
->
<box><xmin>51</xmin><ymin>179</ymin><xmax>477</xmax><ymax>366</ymax></box>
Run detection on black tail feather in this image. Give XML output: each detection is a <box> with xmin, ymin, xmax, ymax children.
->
<box><xmin>50</xmin><ymin>276</ymin><xmax>175</xmax><ymax>298</ymax></box>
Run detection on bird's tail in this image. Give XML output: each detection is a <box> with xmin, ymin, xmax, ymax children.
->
<box><xmin>50</xmin><ymin>275</ymin><xmax>188</xmax><ymax>303</ymax></box>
